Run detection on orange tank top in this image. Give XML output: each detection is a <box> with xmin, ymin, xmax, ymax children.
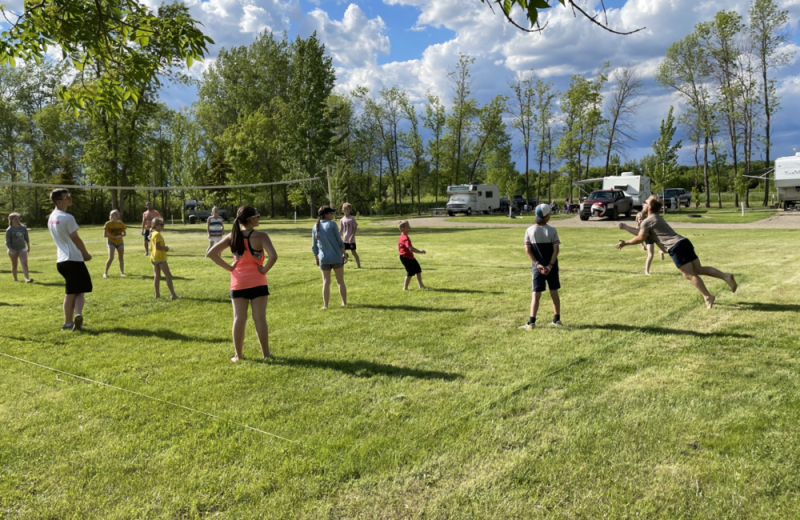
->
<box><xmin>230</xmin><ymin>234</ymin><xmax>268</xmax><ymax>291</ymax></box>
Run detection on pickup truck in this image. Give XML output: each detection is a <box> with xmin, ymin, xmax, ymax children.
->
<box><xmin>662</xmin><ymin>188</ymin><xmax>691</xmax><ymax>208</ymax></box>
<box><xmin>579</xmin><ymin>189</ymin><xmax>633</xmax><ymax>221</ymax></box>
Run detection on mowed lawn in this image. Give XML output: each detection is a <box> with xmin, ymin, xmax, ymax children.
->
<box><xmin>1</xmin><ymin>220</ymin><xmax>800</xmax><ymax>519</ymax></box>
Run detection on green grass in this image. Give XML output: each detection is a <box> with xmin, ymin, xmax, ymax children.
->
<box><xmin>447</xmin><ymin>213</ymin><xmax>574</xmax><ymax>224</ymax></box>
<box><xmin>661</xmin><ymin>206</ymin><xmax>777</xmax><ymax>224</ymax></box>
<box><xmin>2</xmin><ymin>222</ymin><xmax>800</xmax><ymax>518</ymax></box>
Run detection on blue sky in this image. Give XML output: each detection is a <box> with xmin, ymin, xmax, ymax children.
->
<box><xmin>155</xmin><ymin>0</ymin><xmax>800</xmax><ymax>166</ymax></box>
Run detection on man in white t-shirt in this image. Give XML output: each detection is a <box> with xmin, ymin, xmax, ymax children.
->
<box><xmin>47</xmin><ymin>189</ymin><xmax>93</xmax><ymax>331</ymax></box>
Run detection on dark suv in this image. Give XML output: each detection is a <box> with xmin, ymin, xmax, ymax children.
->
<box><xmin>663</xmin><ymin>188</ymin><xmax>691</xmax><ymax>208</ymax></box>
<box><xmin>579</xmin><ymin>189</ymin><xmax>633</xmax><ymax>221</ymax></box>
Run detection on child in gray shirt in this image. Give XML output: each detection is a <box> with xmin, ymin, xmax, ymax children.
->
<box><xmin>5</xmin><ymin>212</ymin><xmax>32</xmax><ymax>283</ymax></box>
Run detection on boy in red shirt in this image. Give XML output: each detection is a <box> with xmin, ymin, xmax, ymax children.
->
<box><xmin>398</xmin><ymin>220</ymin><xmax>427</xmax><ymax>290</ymax></box>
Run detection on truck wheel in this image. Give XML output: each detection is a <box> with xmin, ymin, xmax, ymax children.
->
<box><xmin>188</xmin><ymin>215</ymin><xmax>197</xmax><ymax>224</ymax></box>
<box><xmin>624</xmin><ymin>208</ymin><xmax>632</xmax><ymax>218</ymax></box>
<box><xmin>609</xmin><ymin>210</ymin><xmax>618</xmax><ymax>220</ymax></box>
<box><xmin>448</xmin><ymin>212</ymin><xmax>454</xmax><ymax>217</ymax></box>
<box><xmin>580</xmin><ymin>215</ymin><xmax>589</xmax><ymax>221</ymax></box>
<box><xmin>467</xmin><ymin>208</ymin><xmax>472</xmax><ymax>216</ymax></box>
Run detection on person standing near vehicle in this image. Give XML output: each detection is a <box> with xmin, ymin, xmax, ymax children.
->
<box><xmin>616</xmin><ymin>195</ymin><xmax>737</xmax><ymax>308</ymax></box>
<box><xmin>141</xmin><ymin>202</ymin><xmax>161</xmax><ymax>256</ymax></box>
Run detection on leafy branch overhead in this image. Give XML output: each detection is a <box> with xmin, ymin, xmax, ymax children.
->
<box><xmin>481</xmin><ymin>0</ymin><xmax>645</xmax><ymax>35</ymax></box>
<box><xmin>0</xmin><ymin>0</ymin><xmax>214</xmax><ymax>117</ymax></box>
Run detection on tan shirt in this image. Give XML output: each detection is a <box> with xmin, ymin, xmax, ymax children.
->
<box><xmin>640</xmin><ymin>215</ymin><xmax>685</xmax><ymax>251</ymax></box>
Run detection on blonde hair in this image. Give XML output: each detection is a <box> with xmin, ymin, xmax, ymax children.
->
<box><xmin>152</xmin><ymin>217</ymin><xmax>164</xmax><ymax>227</ymax></box>
<box><xmin>342</xmin><ymin>202</ymin><xmax>352</xmax><ymax>212</ymax></box>
<box><xmin>8</xmin><ymin>212</ymin><xmax>21</xmax><ymax>224</ymax></box>
<box><xmin>109</xmin><ymin>209</ymin><xmax>120</xmax><ymax>220</ymax></box>
<box><xmin>646</xmin><ymin>195</ymin><xmax>663</xmax><ymax>214</ymax></box>
<box><xmin>398</xmin><ymin>220</ymin><xmax>409</xmax><ymax>231</ymax></box>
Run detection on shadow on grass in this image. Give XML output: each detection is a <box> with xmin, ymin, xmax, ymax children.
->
<box><xmin>276</xmin><ymin>356</ymin><xmax>462</xmax><ymax>380</ymax></box>
<box><xmin>427</xmin><ymin>287</ymin><xmax>502</xmax><ymax>295</ymax></box>
<box><xmin>86</xmin><ymin>327</ymin><xmax>226</xmax><ymax>342</ymax></box>
<box><xmin>357</xmin><ymin>304</ymin><xmax>465</xmax><ymax>312</ymax></box>
<box><xmin>0</xmin><ymin>302</ymin><xmax>22</xmax><ymax>307</ymax></box>
<box><xmin>181</xmin><ymin>297</ymin><xmax>231</xmax><ymax>304</ymax></box>
<box><xmin>572</xmin><ymin>323</ymin><xmax>753</xmax><ymax>339</ymax></box>
<box><xmin>723</xmin><ymin>302</ymin><xmax>800</xmax><ymax>313</ymax></box>
<box><xmin>121</xmin><ymin>274</ymin><xmax>195</xmax><ymax>281</ymax></box>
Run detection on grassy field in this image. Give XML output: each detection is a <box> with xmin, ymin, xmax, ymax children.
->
<box><xmin>447</xmin><ymin>213</ymin><xmax>575</xmax><ymax>224</ymax></box>
<box><xmin>2</xmin><ymin>221</ymin><xmax>800</xmax><ymax>518</ymax></box>
<box><xmin>661</xmin><ymin>206</ymin><xmax>777</xmax><ymax>224</ymax></box>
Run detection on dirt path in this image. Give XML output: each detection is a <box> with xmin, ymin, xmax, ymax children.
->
<box><xmin>380</xmin><ymin>212</ymin><xmax>800</xmax><ymax>230</ymax></box>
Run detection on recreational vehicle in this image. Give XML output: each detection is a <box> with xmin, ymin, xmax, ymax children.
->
<box><xmin>445</xmin><ymin>183</ymin><xmax>500</xmax><ymax>216</ymax></box>
<box><xmin>775</xmin><ymin>152</ymin><xmax>800</xmax><ymax>209</ymax></box>
<box><xmin>573</xmin><ymin>172</ymin><xmax>651</xmax><ymax>209</ymax></box>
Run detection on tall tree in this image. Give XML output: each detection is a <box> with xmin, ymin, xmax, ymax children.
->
<box><xmin>447</xmin><ymin>54</ymin><xmax>477</xmax><ymax>185</ymax></box>
<box><xmin>422</xmin><ymin>92</ymin><xmax>446</xmax><ymax>203</ymax></box>
<box><xmin>749</xmin><ymin>0</ymin><xmax>794</xmax><ymax>205</ymax></box>
<box><xmin>532</xmin><ymin>79</ymin><xmax>558</xmax><ymax>201</ymax></box>
<box><xmin>509</xmin><ymin>70</ymin><xmax>536</xmax><ymax>200</ymax></box>
<box><xmin>651</xmin><ymin>106</ymin><xmax>682</xmax><ymax>193</ymax></box>
<box><xmin>603</xmin><ymin>65</ymin><xmax>643</xmax><ymax>174</ymax></box>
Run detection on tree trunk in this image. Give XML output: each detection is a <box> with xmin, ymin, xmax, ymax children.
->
<box><xmin>703</xmin><ymin>134</ymin><xmax>710</xmax><ymax>208</ymax></box>
<box><xmin>709</xmin><ymin>132</ymin><xmax>722</xmax><ymax>208</ymax></box>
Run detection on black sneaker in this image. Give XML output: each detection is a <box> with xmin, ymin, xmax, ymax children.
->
<box><xmin>73</xmin><ymin>315</ymin><xmax>83</xmax><ymax>332</ymax></box>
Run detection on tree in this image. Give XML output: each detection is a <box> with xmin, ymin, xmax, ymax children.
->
<box><xmin>446</xmin><ymin>54</ymin><xmax>477</xmax><ymax>185</ymax></box>
<box><xmin>399</xmin><ymin>96</ymin><xmax>427</xmax><ymax>215</ymax></box>
<box><xmin>749</xmin><ymin>0</ymin><xmax>794</xmax><ymax>205</ymax></box>
<box><xmin>651</xmin><ymin>106</ymin><xmax>682</xmax><ymax>192</ymax></box>
<box><xmin>532</xmin><ymin>79</ymin><xmax>558</xmax><ymax>201</ymax></box>
<box><xmin>467</xmin><ymin>95</ymin><xmax>508</xmax><ymax>183</ymax></box>
<box><xmin>422</xmin><ymin>92</ymin><xmax>446</xmax><ymax>203</ymax></box>
<box><xmin>478</xmin><ymin>0</ymin><xmax>644</xmax><ymax>35</ymax></box>
<box><xmin>509</xmin><ymin>70</ymin><xmax>536</xmax><ymax>200</ymax></box>
<box><xmin>0</xmin><ymin>0</ymin><xmax>212</xmax><ymax>117</ymax></box>
<box><xmin>603</xmin><ymin>65</ymin><xmax>643</xmax><ymax>174</ymax></box>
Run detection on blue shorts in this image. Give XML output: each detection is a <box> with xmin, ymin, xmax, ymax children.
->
<box><xmin>107</xmin><ymin>241</ymin><xmax>124</xmax><ymax>249</ymax></box>
<box><xmin>668</xmin><ymin>239</ymin><xmax>699</xmax><ymax>268</ymax></box>
<box><xmin>143</xmin><ymin>229</ymin><xmax>151</xmax><ymax>241</ymax></box>
<box><xmin>532</xmin><ymin>262</ymin><xmax>560</xmax><ymax>292</ymax></box>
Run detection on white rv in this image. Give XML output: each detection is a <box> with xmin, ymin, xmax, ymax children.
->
<box><xmin>446</xmin><ymin>183</ymin><xmax>500</xmax><ymax>216</ymax></box>
<box><xmin>573</xmin><ymin>172</ymin><xmax>652</xmax><ymax>209</ymax></box>
<box><xmin>775</xmin><ymin>152</ymin><xmax>800</xmax><ymax>209</ymax></box>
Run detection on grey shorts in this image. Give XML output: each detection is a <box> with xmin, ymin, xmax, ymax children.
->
<box><xmin>107</xmin><ymin>241</ymin><xmax>124</xmax><ymax>249</ymax></box>
<box><xmin>151</xmin><ymin>260</ymin><xmax>167</xmax><ymax>266</ymax></box>
<box><xmin>320</xmin><ymin>262</ymin><xmax>344</xmax><ymax>271</ymax></box>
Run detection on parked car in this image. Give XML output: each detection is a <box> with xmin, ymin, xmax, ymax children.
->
<box><xmin>662</xmin><ymin>188</ymin><xmax>691</xmax><ymax>208</ymax></box>
<box><xmin>579</xmin><ymin>189</ymin><xmax>633</xmax><ymax>221</ymax></box>
<box><xmin>185</xmin><ymin>200</ymin><xmax>229</xmax><ymax>223</ymax></box>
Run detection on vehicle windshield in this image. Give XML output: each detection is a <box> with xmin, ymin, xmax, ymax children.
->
<box><xmin>449</xmin><ymin>195</ymin><xmax>469</xmax><ymax>202</ymax></box>
<box><xmin>664</xmin><ymin>189</ymin><xmax>679</xmax><ymax>196</ymax></box>
<box><xmin>588</xmin><ymin>191</ymin><xmax>615</xmax><ymax>200</ymax></box>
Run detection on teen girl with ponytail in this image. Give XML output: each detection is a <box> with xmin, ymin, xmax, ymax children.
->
<box><xmin>207</xmin><ymin>205</ymin><xmax>278</xmax><ymax>362</ymax></box>
<box><xmin>311</xmin><ymin>206</ymin><xmax>347</xmax><ymax>309</ymax></box>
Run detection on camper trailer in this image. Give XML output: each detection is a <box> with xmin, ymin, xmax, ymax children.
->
<box><xmin>573</xmin><ymin>173</ymin><xmax>651</xmax><ymax>209</ymax></box>
<box><xmin>446</xmin><ymin>183</ymin><xmax>500</xmax><ymax>216</ymax></box>
<box><xmin>775</xmin><ymin>152</ymin><xmax>800</xmax><ymax>209</ymax></box>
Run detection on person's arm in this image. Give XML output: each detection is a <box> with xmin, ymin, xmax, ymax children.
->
<box><xmin>70</xmin><ymin>231</ymin><xmax>92</xmax><ymax>261</ymax></box>
<box><xmin>616</xmin><ymin>228</ymin><xmax>649</xmax><ymax>249</ymax></box>
<box><xmin>258</xmin><ymin>232</ymin><xmax>278</xmax><ymax>274</ymax></box>
<box><xmin>141</xmin><ymin>215</ymin><xmax>147</xmax><ymax>235</ymax></box>
<box><xmin>547</xmin><ymin>245</ymin><xmax>559</xmax><ymax>272</ymax></box>
<box><xmin>206</xmin><ymin>234</ymin><xmax>235</xmax><ymax>272</ymax></box>
<box><xmin>410</xmin><ymin>246</ymin><xmax>426</xmax><ymax>255</ymax></box>
<box><xmin>24</xmin><ymin>229</ymin><xmax>30</xmax><ymax>252</ymax></box>
<box><xmin>311</xmin><ymin>228</ymin><xmax>320</xmax><ymax>265</ymax></box>
<box><xmin>206</xmin><ymin>219</ymin><xmax>211</xmax><ymax>235</ymax></box>
<box><xmin>618</xmin><ymin>223</ymin><xmax>639</xmax><ymax>236</ymax></box>
<box><xmin>155</xmin><ymin>237</ymin><xmax>169</xmax><ymax>252</ymax></box>
<box><xmin>352</xmin><ymin>219</ymin><xmax>358</xmax><ymax>238</ymax></box>
<box><xmin>5</xmin><ymin>229</ymin><xmax>12</xmax><ymax>250</ymax></box>
<box><xmin>103</xmin><ymin>227</ymin><xmax>110</xmax><ymax>239</ymax></box>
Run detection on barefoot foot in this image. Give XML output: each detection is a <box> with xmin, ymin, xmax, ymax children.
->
<box><xmin>705</xmin><ymin>295</ymin><xmax>716</xmax><ymax>309</ymax></box>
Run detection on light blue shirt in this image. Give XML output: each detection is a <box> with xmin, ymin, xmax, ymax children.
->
<box><xmin>312</xmin><ymin>219</ymin><xmax>344</xmax><ymax>265</ymax></box>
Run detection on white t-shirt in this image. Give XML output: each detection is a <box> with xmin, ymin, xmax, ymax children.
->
<box><xmin>48</xmin><ymin>209</ymin><xmax>83</xmax><ymax>263</ymax></box>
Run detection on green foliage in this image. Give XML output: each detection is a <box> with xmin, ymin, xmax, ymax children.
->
<box><xmin>0</xmin><ymin>1</ymin><xmax>212</xmax><ymax>118</ymax></box>
<box><xmin>650</xmin><ymin>106</ymin><xmax>682</xmax><ymax>191</ymax></box>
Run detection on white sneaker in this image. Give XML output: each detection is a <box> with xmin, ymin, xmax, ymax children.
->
<box><xmin>550</xmin><ymin>320</ymin><xmax>562</xmax><ymax>327</ymax></box>
<box><xmin>518</xmin><ymin>322</ymin><xmax>535</xmax><ymax>330</ymax></box>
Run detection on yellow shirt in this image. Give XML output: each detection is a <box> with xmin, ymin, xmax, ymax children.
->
<box><xmin>104</xmin><ymin>221</ymin><xmax>127</xmax><ymax>245</ymax></box>
<box><xmin>149</xmin><ymin>230</ymin><xmax>167</xmax><ymax>262</ymax></box>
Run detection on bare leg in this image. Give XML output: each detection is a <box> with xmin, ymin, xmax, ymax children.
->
<box><xmin>321</xmin><ymin>268</ymin><xmax>331</xmax><ymax>308</ymax></box>
<box><xmin>118</xmin><ymin>247</ymin><xmax>125</xmax><ymax>275</ymax></box>
<box><xmin>550</xmin><ymin>289</ymin><xmax>561</xmax><ymax>316</ymax></box>
<box><xmin>333</xmin><ymin>267</ymin><xmax>347</xmax><ymax>306</ymax></box>
<box><xmin>692</xmin><ymin>259</ymin><xmax>737</xmax><ymax>292</ymax></box>
<box><xmin>231</xmin><ymin>298</ymin><xmax>249</xmax><ymax>361</ymax></box>
<box><xmin>8</xmin><ymin>251</ymin><xmax>18</xmax><ymax>281</ymax></box>
<box><xmin>645</xmin><ymin>244</ymin><xmax>654</xmax><ymax>275</ymax></box>
<box><xmin>74</xmin><ymin>293</ymin><xmax>85</xmax><ymax>316</ymax></box>
<box><xmin>153</xmin><ymin>263</ymin><xmax>161</xmax><ymax>298</ymax></box>
<box><xmin>416</xmin><ymin>273</ymin><xmax>426</xmax><ymax>289</ymax></box>
<box><xmin>206</xmin><ymin>240</ymin><xmax>214</xmax><ymax>255</ymax></box>
<box><xmin>18</xmin><ymin>251</ymin><xmax>30</xmax><ymax>281</ymax></box>
<box><xmin>250</xmin><ymin>296</ymin><xmax>272</xmax><ymax>358</ymax></box>
<box><xmin>104</xmin><ymin>247</ymin><xmax>115</xmax><ymax>277</ymax></box>
<box><xmin>530</xmin><ymin>291</ymin><xmax>542</xmax><ymax>318</ymax></box>
<box><xmin>678</xmin><ymin>262</ymin><xmax>714</xmax><ymax>308</ymax></box>
<box><xmin>144</xmin><ymin>238</ymin><xmax>149</xmax><ymax>256</ymax></box>
<box><xmin>403</xmin><ymin>276</ymin><xmax>411</xmax><ymax>291</ymax></box>
<box><xmin>351</xmin><ymin>249</ymin><xmax>361</xmax><ymax>268</ymax></box>
<box><xmin>160</xmin><ymin>263</ymin><xmax>180</xmax><ymax>299</ymax></box>
<box><xmin>63</xmin><ymin>294</ymin><xmax>77</xmax><ymax>325</ymax></box>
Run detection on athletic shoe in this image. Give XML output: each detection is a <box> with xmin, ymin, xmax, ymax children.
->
<box><xmin>550</xmin><ymin>319</ymin><xmax>562</xmax><ymax>327</ymax></box>
<box><xmin>518</xmin><ymin>323</ymin><xmax>535</xmax><ymax>330</ymax></box>
<box><xmin>61</xmin><ymin>324</ymin><xmax>73</xmax><ymax>331</ymax></box>
<box><xmin>73</xmin><ymin>315</ymin><xmax>83</xmax><ymax>332</ymax></box>
<box><xmin>25</xmin><ymin>279</ymin><xmax>33</xmax><ymax>283</ymax></box>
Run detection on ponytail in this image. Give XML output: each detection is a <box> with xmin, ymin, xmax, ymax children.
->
<box><xmin>315</xmin><ymin>206</ymin><xmax>334</xmax><ymax>235</ymax></box>
<box><xmin>230</xmin><ymin>205</ymin><xmax>257</xmax><ymax>256</ymax></box>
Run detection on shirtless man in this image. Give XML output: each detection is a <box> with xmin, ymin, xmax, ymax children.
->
<box><xmin>616</xmin><ymin>195</ymin><xmax>737</xmax><ymax>308</ymax></box>
<box><xmin>141</xmin><ymin>202</ymin><xmax>161</xmax><ymax>256</ymax></box>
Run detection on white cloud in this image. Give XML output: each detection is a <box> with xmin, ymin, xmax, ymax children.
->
<box><xmin>299</xmin><ymin>4</ymin><xmax>390</xmax><ymax>68</ymax></box>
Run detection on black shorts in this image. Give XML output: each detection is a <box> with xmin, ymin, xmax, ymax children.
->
<box><xmin>532</xmin><ymin>262</ymin><xmax>560</xmax><ymax>292</ymax></box>
<box><xmin>230</xmin><ymin>285</ymin><xmax>270</xmax><ymax>300</ymax></box>
<box><xmin>645</xmin><ymin>236</ymin><xmax>655</xmax><ymax>246</ymax></box>
<box><xmin>668</xmin><ymin>238</ymin><xmax>698</xmax><ymax>268</ymax></box>
<box><xmin>400</xmin><ymin>256</ymin><xmax>422</xmax><ymax>276</ymax></box>
<box><xmin>56</xmin><ymin>261</ymin><xmax>93</xmax><ymax>295</ymax></box>
<box><xmin>344</xmin><ymin>242</ymin><xmax>357</xmax><ymax>251</ymax></box>
<box><xmin>143</xmin><ymin>229</ymin><xmax>151</xmax><ymax>241</ymax></box>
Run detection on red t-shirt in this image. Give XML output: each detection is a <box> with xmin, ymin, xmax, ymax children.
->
<box><xmin>398</xmin><ymin>233</ymin><xmax>414</xmax><ymax>259</ymax></box>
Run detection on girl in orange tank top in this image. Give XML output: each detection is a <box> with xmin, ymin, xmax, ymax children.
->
<box><xmin>230</xmin><ymin>231</ymin><xmax>267</xmax><ymax>291</ymax></box>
